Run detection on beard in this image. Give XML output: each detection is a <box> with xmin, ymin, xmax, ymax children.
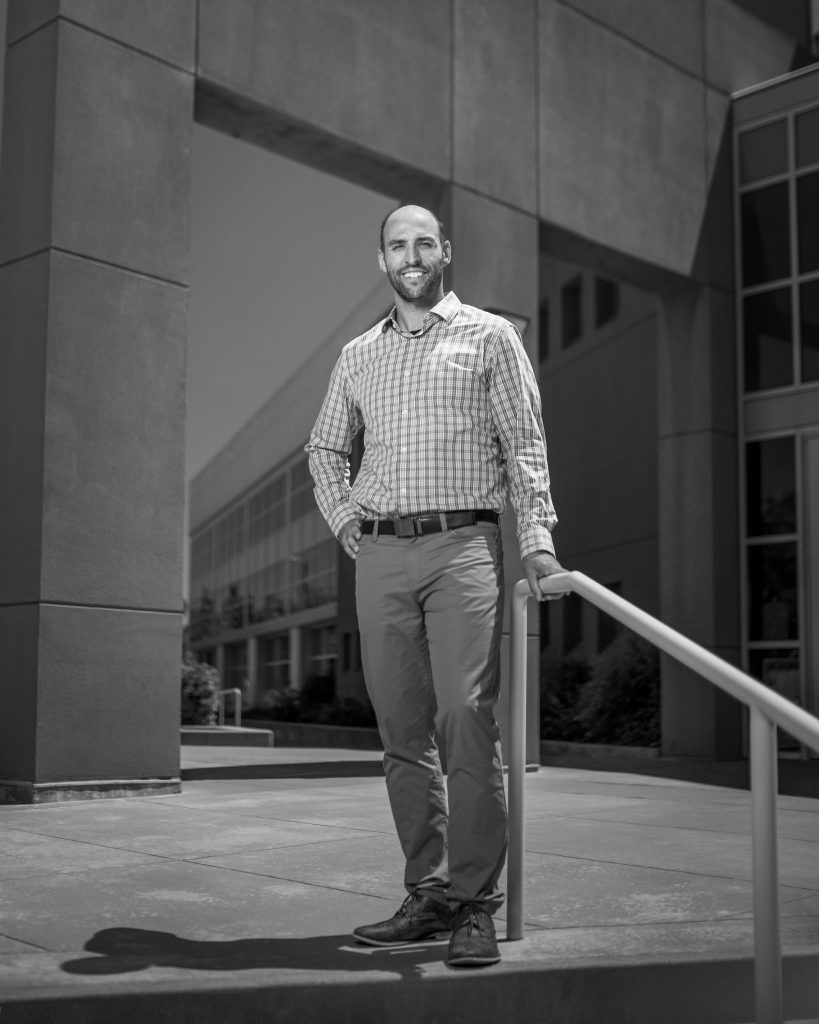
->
<box><xmin>386</xmin><ymin>261</ymin><xmax>444</xmax><ymax>304</ymax></box>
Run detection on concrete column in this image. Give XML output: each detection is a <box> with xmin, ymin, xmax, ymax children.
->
<box><xmin>0</xmin><ymin>2</ymin><xmax>196</xmax><ymax>801</ymax></box>
<box><xmin>289</xmin><ymin>627</ymin><xmax>303</xmax><ymax>691</ymax></box>
<box><xmin>657</xmin><ymin>284</ymin><xmax>742</xmax><ymax>758</ymax></box>
<box><xmin>447</xmin><ymin>186</ymin><xmax>542</xmax><ymax>765</ymax></box>
<box><xmin>215</xmin><ymin>645</ymin><xmax>226</xmax><ymax>690</ymax></box>
<box><xmin>245</xmin><ymin>636</ymin><xmax>258</xmax><ymax>708</ymax></box>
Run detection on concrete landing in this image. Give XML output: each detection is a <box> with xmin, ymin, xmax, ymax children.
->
<box><xmin>180</xmin><ymin>726</ymin><xmax>274</xmax><ymax>747</ymax></box>
<box><xmin>0</xmin><ymin>746</ymin><xmax>817</xmax><ymax>1023</ymax></box>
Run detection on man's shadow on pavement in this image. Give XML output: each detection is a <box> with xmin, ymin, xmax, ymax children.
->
<box><xmin>60</xmin><ymin>927</ymin><xmax>450</xmax><ymax>978</ymax></box>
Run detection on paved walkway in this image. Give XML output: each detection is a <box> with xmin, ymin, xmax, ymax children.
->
<box><xmin>1</xmin><ymin>745</ymin><xmax>818</xmax><ymax>1023</ymax></box>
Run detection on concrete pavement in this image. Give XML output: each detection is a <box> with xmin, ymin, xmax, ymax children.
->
<box><xmin>0</xmin><ymin>743</ymin><xmax>818</xmax><ymax>1023</ymax></box>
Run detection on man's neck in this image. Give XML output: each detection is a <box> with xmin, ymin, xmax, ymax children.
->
<box><xmin>393</xmin><ymin>290</ymin><xmax>444</xmax><ymax>334</ymax></box>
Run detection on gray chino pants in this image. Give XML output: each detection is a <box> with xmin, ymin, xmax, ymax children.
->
<box><xmin>354</xmin><ymin>522</ymin><xmax>507</xmax><ymax>913</ymax></box>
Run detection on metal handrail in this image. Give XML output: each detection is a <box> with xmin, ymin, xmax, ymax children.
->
<box><xmin>215</xmin><ymin>687</ymin><xmax>242</xmax><ymax>727</ymax></box>
<box><xmin>508</xmin><ymin>571</ymin><xmax>819</xmax><ymax>1024</ymax></box>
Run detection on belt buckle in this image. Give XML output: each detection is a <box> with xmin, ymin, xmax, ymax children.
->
<box><xmin>393</xmin><ymin>516</ymin><xmax>417</xmax><ymax>538</ymax></box>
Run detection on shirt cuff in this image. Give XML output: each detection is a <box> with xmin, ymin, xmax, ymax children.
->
<box><xmin>518</xmin><ymin>524</ymin><xmax>556</xmax><ymax>561</ymax></box>
<box><xmin>328</xmin><ymin>503</ymin><xmax>361</xmax><ymax>538</ymax></box>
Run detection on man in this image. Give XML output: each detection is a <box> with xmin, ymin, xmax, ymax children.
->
<box><xmin>306</xmin><ymin>204</ymin><xmax>563</xmax><ymax>967</ymax></box>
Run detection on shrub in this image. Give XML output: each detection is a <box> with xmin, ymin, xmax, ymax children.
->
<box><xmin>540</xmin><ymin>653</ymin><xmax>591</xmax><ymax>741</ymax></box>
<box><xmin>256</xmin><ymin>687</ymin><xmax>304</xmax><ymax>722</ymax></box>
<box><xmin>300</xmin><ymin>673</ymin><xmax>335</xmax><ymax>708</ymax></box>
<box><xmin>573</xmin><ymin>634</ymin><xmax>660</xmax><ymax>747</ymax></box>
<box><xmin>181</xmin><ymin>659</ymin><xmax>220</xmax><ymax>725</ymax></box>
<box><xmin>248</xmin><ymin>689</ymin><xmax>377</xmax><ymax>728</ymax></box>
<box><xmin>315</xmin><ymin>697</ymin><xmax>377</xmax><ymax>728</ymax></box>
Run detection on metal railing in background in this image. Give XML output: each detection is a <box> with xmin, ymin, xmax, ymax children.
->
<box><xmin>508</xmin><ymin>571</ymin><xmax>819</xmax><ymax>1024</ymax></box>
<box><xmin>215</xmin><ymin>688</ymin><xmax>242</xmax><ymax>727</ymax></box>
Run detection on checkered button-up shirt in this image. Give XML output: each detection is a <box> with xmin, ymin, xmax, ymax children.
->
<box><xmin>306</xmin><ymin>292</ymin><xmax>557</xmax><ymax>558</ymax></box>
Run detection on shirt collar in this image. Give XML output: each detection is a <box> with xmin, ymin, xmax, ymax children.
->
<box><xmin>381</xmin><ymin>291</ymin><xmax>462</xmax><ymax>333</ymax></box>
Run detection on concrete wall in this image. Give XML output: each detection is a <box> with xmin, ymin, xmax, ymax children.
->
<box><xmin>194</xmin><ymin>0</ymin><xmax>806</xmax><ymax>293</ymax></box>
<box><xmin>0</xmin><ymin>1</ymin><xmax>196</xmax><ymax>798</ymax></box>
<box><xmin>538</xmin><ymin>258</ymin><xmax>660</xmax><ymax>619</ymax></box>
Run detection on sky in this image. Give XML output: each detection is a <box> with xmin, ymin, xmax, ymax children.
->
<box><xmin>187</xmin><ymin>124</ymin><xmax>394</xmax><ymax>480</ymax></box>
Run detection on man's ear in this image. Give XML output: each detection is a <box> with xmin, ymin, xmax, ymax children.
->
<box><xmin>442</xmin><ymin>240</ymin><xmax>452</xmax><ymax>265</ymax></box>
<box><xmin>377</xmin><ymin>249</ymin><xmax>387</xmax><ymax>273</ymax></box>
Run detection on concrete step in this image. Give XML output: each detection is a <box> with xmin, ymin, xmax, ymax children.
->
<box><xmin>179</xmin><ymin>726</ymin><xmax>274</xmax><ymax>747</ymax></box>
<box><xmin>1</xmin><ymin>946</ymin><xmax>818</xmax><ymax>1024</ymax></box>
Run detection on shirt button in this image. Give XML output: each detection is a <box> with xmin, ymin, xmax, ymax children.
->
<box><xmin>401</xmin><ymin>446</ymin><xmax>407</xmax><ymax>453</ymax></box>
<box><xmin>402</xmin><ymin>409</ymin><xmax>408</xmax><ymax>416</ymax></box>
<box><xmin>400</xmin><ymin>488</ymin><xmax>407</xmax><ymax>495</ymax></box>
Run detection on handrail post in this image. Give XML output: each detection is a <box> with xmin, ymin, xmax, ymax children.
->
<box><xmin>215</xmin><ymin>688</ymin><xmax>242</xmax><ymax>728</ymax></box>
<box><xmin>750</xmin><ymin>707</ymin><xmax>784</xmax><ymax>1024</ymax></box>
<box><xmin>507</xmin><ymin>580</ymin><xmax>531</xmax><ymax>941</ymax></box>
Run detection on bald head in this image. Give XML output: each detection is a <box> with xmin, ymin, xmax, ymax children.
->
<box><xmin>379</xmin><ymin>205</ymin><xmax>447</xmax><ymax>251</ymax></box>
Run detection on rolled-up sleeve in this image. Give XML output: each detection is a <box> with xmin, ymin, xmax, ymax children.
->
<box><xmin>488</xmin><ymin>325</ymin><xmax>558</xmax><ymax>559</ymax></box>
<box><xmin>305</xmin><ymin>351</ymin><xmax>364</xmax><ymax>537</ymax></box>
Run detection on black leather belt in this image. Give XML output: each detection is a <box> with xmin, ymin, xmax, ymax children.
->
<box><xmin>361</xmin><ymin>510</ymin><xmax>499</xmax><ymax>537</ymax></box>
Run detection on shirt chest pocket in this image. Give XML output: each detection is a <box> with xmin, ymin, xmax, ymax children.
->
<box><xmin>431</xmin><ymin>357</ymin><xmax>489</xmax><ymax>418</ymax></box>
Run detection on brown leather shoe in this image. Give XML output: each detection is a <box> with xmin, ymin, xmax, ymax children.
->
<box><xmin>447</xmin><ymin>903</ymin><xmax>500</xmax><ymax>967</ymax></box>
<box><xmin>353</xmin><ymin>892</ymin><xmax>452</xmax><ymax>947</ymax></box>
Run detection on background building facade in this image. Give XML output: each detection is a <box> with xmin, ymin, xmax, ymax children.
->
<box><xmin>187</xmin><ymin>286</ymin><xmax>389</xmax><ymax>711</ymax></box>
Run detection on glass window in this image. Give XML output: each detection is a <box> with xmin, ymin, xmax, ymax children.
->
<box><xmin>220</xmin><ymin>582</ymin><xmax>248</xmax><ymax>631</ymax></box>
<box><xmin>248</xmin><ymin>561</ymin><xmax>288</xmax><ymax>622</ymax></box>
<box><xmin>262</xmin><ymin>633</ymin><xmax>290</xmax><ymax>692</ymax></box>
<box><xmin>739</xmin><ymin>120</ymin><xmax>787</xmax><ymax>184</ymax></box>
<box><xmin>747</xmin><ymin>542</ymin><xmax>798</xmax><ymax>642</ymax></box>
<box><xmin>538</xmin><ymin>298</ymin><xmax>550</xmax><ymax>363</ymax></box>
<box><xmin>748</xmin><ymin>649</ymin><xmax>801</xmax><ymax>751</ymax></box>
<box><xmin>595</xmin><ymin>278</ymin><xmax>620</xmax><ymax>328</ymax></box>
<box><xmin>249</xmin><ymin>475</ymin><xmax>286</xmax><ymax>544</ymax></box>
<box><xmin>561</xmin><ymin>276</ymin><xmax>582</xmax><ymax>347</ymax></box>
<box><xmin>224</xmin><ymin>641</ymin><xmax>248</xmax><ymax>694</ymax></box>
<box><xmin>741</xmin><ymin>184</ymin><xmax>790</xmax><ymax>287</ymax></box>
<box><xmin>800</xmin><ymin>279</ymin><xmax>819</xmax><ymax>383</ymax></box>
<box><xmin>743</xmin><ymin>288</ymin><xmax>792</xmax><ymax>391</ymax></box>
<box><xmin>796</xmin><ymin>106</ymin><xmax>819</xmax><ymax>168</ymax></box>
<box><xmin>746</xmin><ymin>437</ymin><xmax>796</xmax><ymax>536</ymax></box>
<box><xmin>797</xmin><ymin>172</ymin><xmax>819</xmax><ymax>274</ymax></box>
<box><xmin>749</xmin><ymin>649</ymin><xmax>800</xmax><ymax>700</ymax></box>
<box><xmin>290</xmin><ymin>539</ymin><xmax>337</xmax><ymax>611</ymax></box>
<box><xmin>304</xmin><ymin>625</ymin><xmax>337</xmax><ymax>699</ymax></box>
<box><xmin>189</xmin><ymin>589</ymin><xmax>217</xmax><ymax>642</ymax></box>
<box><xmin>290</xmin><ymin>459</ymin><xmax>316</xmax><ymax>520</ymax></box>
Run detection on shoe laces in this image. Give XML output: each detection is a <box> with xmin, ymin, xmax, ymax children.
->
<box><xmin>457</xmin><ymin>903</ymin><xmax>487</xmax><ymax>935</ymax></box>
<box><xmin>396</xmin><ymin>893</ymin><xmax>418</xmax><ymax>921</ymax></box>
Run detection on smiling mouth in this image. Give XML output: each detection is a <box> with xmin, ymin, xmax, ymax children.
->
<box><xmin>401</xmin><ymin>270</ymin><xmax>426</xmax><ymax>279</ymax></box>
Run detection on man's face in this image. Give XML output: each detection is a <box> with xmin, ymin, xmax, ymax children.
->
<box><xmin>378</xmin><ymin>207</ymin><xmax>450</xmax><ymax>304</ymax></box>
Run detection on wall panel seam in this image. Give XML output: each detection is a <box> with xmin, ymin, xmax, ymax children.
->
<box><xmin>4</xmin><ymin>602</ymin><xmax>185</xmax><ymax>615</ymax></box>
<box><xmin>550</xmin><ymin>0</ymin><xmax>707</xmax><ymax>87</ymax></box>
<box><xmin>57</xmin><ymin>16</ymin><xmax>195</xmax><ymax>75</ymax></box>
<box><xmin>0</xmin><ymin>248</ymin><xmax>51</xmax><ymax>272</ymax></box>
<box><xmin>49</xmin><ymin>247</ymin><xmax>189</xmax><ymax>290</ymax></box>
<box><xmin>4</xmin><ymin>16</ymin><xmax>59</xmax><ymax>50</ymax></box>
